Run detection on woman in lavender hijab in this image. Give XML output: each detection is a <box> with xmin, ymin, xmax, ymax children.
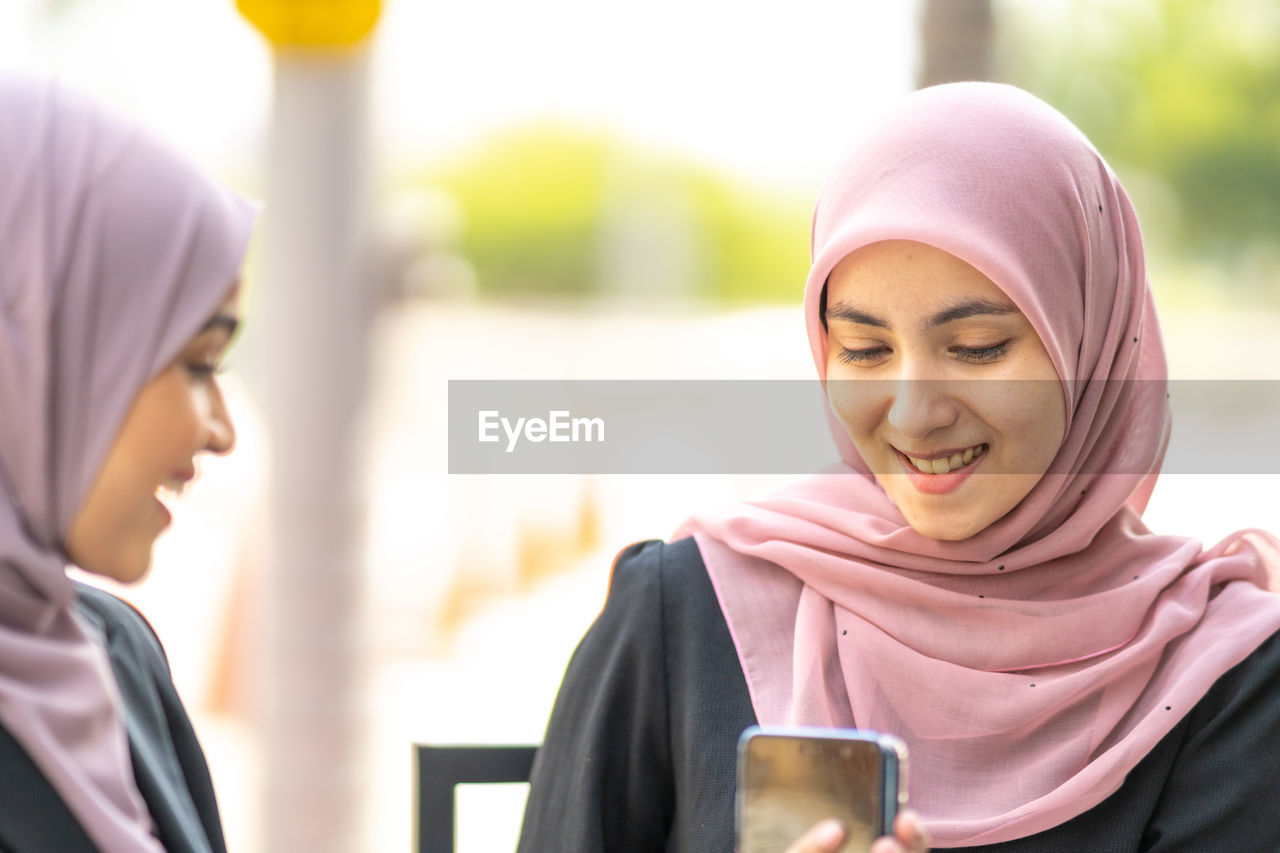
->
<box><xmin>0</xmin><ymin>75</ymin><xmax>254</xmax><ymax>852</ymax></box>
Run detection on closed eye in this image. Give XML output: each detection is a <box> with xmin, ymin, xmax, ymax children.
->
<box><xmin>952</xmin><ymin>341</ymin><xmax>1010</xmax><ymax>364</ymax></box>
<box><xmin>837</xmin><ymin>346</ymin><xmax>891</xmax><ymax>365</ymax></box>
<box><xmin>184</xmin><ymin>362</ymin><xmax>226</xmax><ymax>379</ymax></box>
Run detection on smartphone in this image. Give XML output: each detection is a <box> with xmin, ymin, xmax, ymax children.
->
<box><xmin>736</xmin><ymin>726</ymin><xmax>908</xmax><ymax>853</ymax></box>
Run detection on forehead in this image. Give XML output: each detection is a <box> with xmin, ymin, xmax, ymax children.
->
<box><xmin>826</xmin><ymin>240</ymin><xmax>1012</xmax><ymax>313</ymax></box>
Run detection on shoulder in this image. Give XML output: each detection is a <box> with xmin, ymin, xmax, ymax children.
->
<box><xmin>72</xmin><ymin>582</ymin><xmax>170</xmax><ymax>673</ymax></box>
<box><xmin>1160</xmin><ymin>625</ymin><xmax>1280</xmax><ymax>811</ymax></box>
<box><xmin>1108</xmin><ymin>627</ymin><xmax>1280</xmax><ymax>851</ymax></box>
<box><xmin>602</xmin><ymin>538</ymin><xmax>724</xmax><ymax>636</ymax></box>
<box><xmin>1235</xmin><ymin>624</ymin><xmax>1280</xmax><ymax>674</ymax></box>
<box><xmin>73</xmin><ymin>583</ymin><xmax>162</xmax><ymax>641</ymax></box>
<box><xmin>72</xmin><ymin>585</ymin><xmax>227</xmax><ymax>850</ymax></box>
<box><xmin>1188</xmin><ymin>625</ymin><xmax>1280</xmax><ymax>725</ymax></box>
<box><xmin>74</xmin><ymin>581</ymin><xmax>147</xmax><ymax>622</ymax></box>
<box><xmin>606</xmin><ymin>537</ymin><xmax>710</xmax><ymax>602</ymax></box>
<box><xmin>572</xmin><ymin>537</ymin><xmax>725</xmax><ymax>667</ymax></box>
<box><xmin>604</xmin><ymin>537</ymin><xmax>737</xmax><ymax>666</ymax></box>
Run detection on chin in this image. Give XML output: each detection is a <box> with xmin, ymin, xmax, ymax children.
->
<box><xmin>899</xmin><ymin>507</ymin><xmax>989</xmax><ymax>541</ymax></box>
<box><xmin>910</xmin><ymin>521</ymin><xmax>981</xmax><ymax>541</ymax></box>
<box><xmin>89</xmin><ymin>548</ymin><xmax>156</xmax><ymax>585</ymax></box>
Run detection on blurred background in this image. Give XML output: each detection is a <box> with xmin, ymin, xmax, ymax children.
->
<box><xmin>6</xmin><ymin>0</ymin><xmax>1279</xmax><ymax>850</ymax></box>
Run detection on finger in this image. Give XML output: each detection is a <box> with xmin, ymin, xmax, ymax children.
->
<box><xmin>893</xmin><ymin>811</ymin><xmax>930</xmax><ymax>852</ymax></box>
<box><xmin>869</xmin><ymin>840</ymin><xmax>903</xmax><ymax>853</ymax></box>
<box><xmin>784</xmin><ymin>818</ymin><xmax>848</xmax><ymax>853</ymax></box>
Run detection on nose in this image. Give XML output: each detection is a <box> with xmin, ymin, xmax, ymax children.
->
<box><xmin>205</xmin><ymin>384</ymin><xmax>237</xmax><ymax>455</ymax></box>
<box><xmin>885</xmin><ymin>372</ymin><xmax>959</xmax><ymax>439</ymax></box>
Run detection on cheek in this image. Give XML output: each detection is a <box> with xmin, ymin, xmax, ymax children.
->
<box><xmin>968</xmin><ymin>382</ymin><xmax>1065</xmax><ymax>460</ymax></box>
<box><xmin>1006</xmin><ymin>384</ymin><xmax>1067</xmax><ymax>464</ymax></box>
<box><xmin>66</xmin><ymin>449</ymin><xmax>158</xmax><ymax>579</ymax></box>
<box><xmin>136</xmin><ymin>379</ymin><xmax>208</xmax><ymax>455</ymax></box>
<box><xmin>825</xmin><ymin>375</ymin><xmax>883</xmax><ymax>440</ymax></box>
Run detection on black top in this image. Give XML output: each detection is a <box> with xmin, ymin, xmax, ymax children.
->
<box><xmin>0</xmin><ymin>584</ymin><xmax>226</xmax><ymax>853</ymax></box>
<box><xmin>518</xmin><ymin>538</ymin><xmax>1280</xmax><ymax>852</ymax></box>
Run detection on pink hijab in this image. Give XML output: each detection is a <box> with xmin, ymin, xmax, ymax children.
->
<box><xmin>679</xmin><ymin>83</ymin><xmax>1280</xmax><ymax>846</ymax></box>
<box><xmin>0</xmin><ymin>75</ymin><xmax>255</xmax><ymax>851</ymax></box>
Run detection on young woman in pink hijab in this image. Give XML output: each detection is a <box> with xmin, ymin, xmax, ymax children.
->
<box><xmin>0</xmin><ymin>75</ymin><xmax>254</xmax><ymax>851</ymax></box>
<box><xmin>518</xmin><ymin>83</ymin><xmax>1280</xmax><ymax>852</ymax></box>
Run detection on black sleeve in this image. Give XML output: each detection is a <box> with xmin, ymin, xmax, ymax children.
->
<box><xmin>517</xmin><ymin>540</ymin><xmax>676</xmax><ymax>853</ymax></box>
<box><xmin>74</xmin><ymin>584</ymin><xmax>228</xmax><ymax>853</ymax></box>
<box><xmin>1139</xmin><ymin>629</ymin><xmax>1280</xmax><ymax>851</ymax></box>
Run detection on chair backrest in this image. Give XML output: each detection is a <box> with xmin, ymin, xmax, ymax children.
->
<box><xmin>415</xmin><ymin>744</ymin><xmax>538</xmax><ymax>853</ymax></box>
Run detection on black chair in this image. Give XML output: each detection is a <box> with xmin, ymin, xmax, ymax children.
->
<box><xmin>415</xmin><ymin>744</ymin><xmax>538</xmax><ymax>853</ymax></box>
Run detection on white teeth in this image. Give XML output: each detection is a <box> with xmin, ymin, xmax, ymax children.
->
<box><xmin>157</xmin><ymin>480</ymin><xmax>187</xmax><ymax>500</ymax></box>
<box><xmin>905</xmin><ymin>444</ymin><xmax>986</xmax><ymax>475</ymax></box>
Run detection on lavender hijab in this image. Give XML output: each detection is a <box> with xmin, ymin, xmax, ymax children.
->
<box><xmin>679</xmin><ymin>84</ymin><xmax>1280</xmax><ymax>845</ymax></box>
<box><xmin>0</xmin><ymin>76</ymin><xmax>254</xmax><ymax>850</ymax></box>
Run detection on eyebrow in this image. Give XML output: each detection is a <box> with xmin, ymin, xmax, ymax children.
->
<box><xmin>825</xmin><ymin>298</ymin><xmax>1018</xmax><ymax>331</ymax></box>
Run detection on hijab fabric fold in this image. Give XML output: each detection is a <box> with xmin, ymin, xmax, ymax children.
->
<box><xmin>0</xmin><ymin>75</ymin><xmax>255</xmax><ymax>852</ymax></box>
<box><xmin>677</xmin><ymin>83</ymin><xmax>1280</xmax><ymax>846</ymax></box>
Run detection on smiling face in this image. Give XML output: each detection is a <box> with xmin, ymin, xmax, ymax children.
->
<box><xmin>66</xmin><ymin>282</ymin><xmax>242</xmax><ymax>582</ymax></box>
<box><xmin>823</xmin><ymin>240</ymin><xmax>1066</xmax><ymax>541</ymax></box>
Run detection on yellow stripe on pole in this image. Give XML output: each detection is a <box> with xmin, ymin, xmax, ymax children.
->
<box><xmin>237</xmin><ymin>0</ymin><xmax>381</xmax><ymax>47</ymax></box>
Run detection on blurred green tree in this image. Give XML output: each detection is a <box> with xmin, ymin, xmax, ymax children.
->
<box><xmin>423</xmin><ymin>126</ymin><xmax>609</xmax><ymax>299</ymax></box>
<box><xmin>419</xmin><ymin>124</ymin><xmax>809</xmax><ymax>302</ymax></box>
<box><xmin>999</xmin><ymin>0</ymin><xmax>1280</xmax><ymax>283</ymax></box>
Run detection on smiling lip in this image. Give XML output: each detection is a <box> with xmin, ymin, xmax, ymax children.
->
<box><xmin>895</xmin><ymin>444</ymin><xmax>986</xmax><ymax>496</ymax></box>
<box><xmin>897</xmin><ymin>444</ymin><xmax>983</xmax><ymax>463</ymax></box>
<box><xmin>159</xmin><ymin>468</ymin><xmax>196</xmax><ymax>498</ymax></box>
<box><xmin>155</xmin><ymin>467</ymin><xmax>195</xmax><ymax>517</ymax></box>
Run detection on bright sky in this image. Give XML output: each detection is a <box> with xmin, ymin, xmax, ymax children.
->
<box><xmin>2</xmin><ymin>0</ymin><xmax>919</xmax><ymax>192</ymax></box>
<box><xmin>1</xmin><ymin>0</ymin><xmax>270</xmax><ymax>174</ymax></box>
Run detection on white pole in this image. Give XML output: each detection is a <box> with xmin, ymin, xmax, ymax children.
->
<box><xmin>250</xmin><ymin>46</ymin><xmax>372</xmax><ymax>853</ymax></box>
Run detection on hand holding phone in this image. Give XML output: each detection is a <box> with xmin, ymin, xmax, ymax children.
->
<box><xmin>736</xmin><ymin>726</ymin><xmax>908</xmax><ymax>853</ymax></box>
<box><xmin>781</xmin><ymin>814</ymin><xmax>929</xmax><ymax>853</ymax></box>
